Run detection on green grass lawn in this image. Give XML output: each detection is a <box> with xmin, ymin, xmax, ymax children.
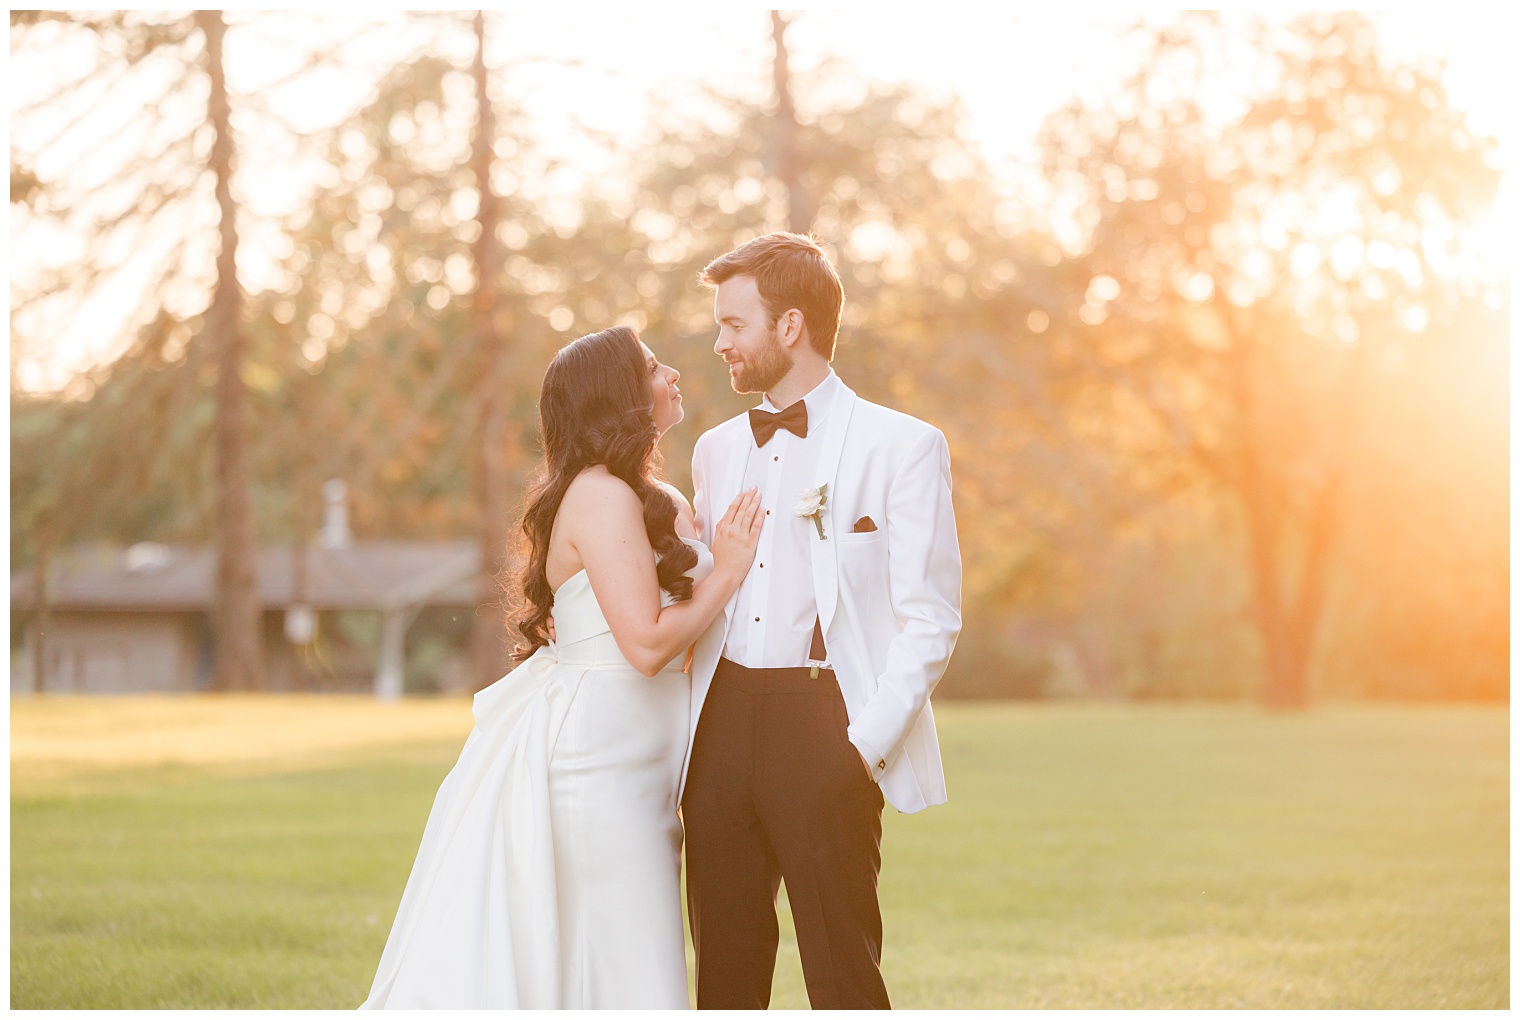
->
<box><xmin>10</xmin><ymin>700</ymin><xmax>1508</xmax><ymax>1008</ymax></box>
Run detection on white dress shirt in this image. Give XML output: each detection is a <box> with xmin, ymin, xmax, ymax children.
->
<box><xmin>722</xmin><ymin>370</ymin><xmax>843</xmax><ymax>669</ymax></box>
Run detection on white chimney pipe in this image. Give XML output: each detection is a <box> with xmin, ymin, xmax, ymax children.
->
<box><xmin>319</xmin><ymin>478</ymin><xmax>353</xmax><ymax>549</ymax></box>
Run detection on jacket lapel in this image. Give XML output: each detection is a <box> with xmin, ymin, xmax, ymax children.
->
<box><xmin>718</xmin><ymin>423</ymin><xmax>754</xmax><ymax>535</ymax></box>
<box><xmin>718</xmin><ymin>424</ymin><xmax>754</xmax><ymax>623</ymax></box>
<box><xmin>810</xmin><ymin>385</ymin><xmax>857</xmax><ymax>636</ymax></box>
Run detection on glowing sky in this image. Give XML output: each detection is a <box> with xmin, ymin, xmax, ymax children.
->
<box><xmin>8</xmin><ymin>8</ymin><xmax>1514</xmax><ymax>392</ymax></box>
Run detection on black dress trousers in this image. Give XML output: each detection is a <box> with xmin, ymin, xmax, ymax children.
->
<box><xmin>682</xmin><ymin>657</ymin><xmax>890</xmax><ymax>1009</ymax></box>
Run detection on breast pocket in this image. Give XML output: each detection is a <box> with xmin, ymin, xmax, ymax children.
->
<box><xmin>837</xmin><ymin>507</ymin><xmax>886</xmax><ymax>544</ymax></box>
<box><xmin>836</xmin><ymin>529</ymin><xmax>893</xmax><ymax>631</ymax></box>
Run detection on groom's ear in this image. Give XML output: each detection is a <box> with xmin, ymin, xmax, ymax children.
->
<box><xmin>777</xmin><ymin>307</ymin><xmax>808</xmax><ymax>350</ymax></box>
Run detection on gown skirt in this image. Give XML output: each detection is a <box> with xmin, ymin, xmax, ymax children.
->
<box><xmin>360</xmin><ymin>545</ymin><xmax>709</xmax><ymax>1010</ymax></box>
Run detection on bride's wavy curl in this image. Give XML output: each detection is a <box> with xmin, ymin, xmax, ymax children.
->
<box><xmin>508</xmin><ymin>326</ymin><xmax>696</xmax><ymax>660</ymax></box>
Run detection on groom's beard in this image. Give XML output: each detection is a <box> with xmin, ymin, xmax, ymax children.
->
<box><xmin>731</xmin><ymin>326</ymin><xmax>793</xmax><ymax>394</ymax></box>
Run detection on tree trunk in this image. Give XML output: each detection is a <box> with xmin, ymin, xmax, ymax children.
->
<box><xmin>770</xmin><ymin>11</ymin><xmax>810</xmax><ymax>233</ymax></box>
<box><xmin>32</xmin><ymin>537</ymin><xmax>50</xmax><ymax>695</ymax></box>
<box><xmin>1276</xmin><ymin>335</ymin><xmax>1369</xmax><ymax>703</ymax></box>
<box><xmin>1226</xmin><ymin>316</ymin><xmax>1365</xmax><ymax>709</ymax></box>
<box><xmin>1227</xmin><ymin>330</ymin><xmax>1304</xmax><ymax>707</ymax></box>
<box><xmin>197</xmin><ymin>10</ymin><xmax>263</xmax><ymax>691</ymax></box>
<box><xmin>469</xmin><ymin>10</ymin><xmax>513</xmax><ymax>690</ymax></box>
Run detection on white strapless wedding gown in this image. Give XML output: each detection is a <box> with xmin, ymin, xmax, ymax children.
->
<box><xmin>361</xmin><ymin>538</ymin><xmax>711</xmax><ymax>1009</ymax></box>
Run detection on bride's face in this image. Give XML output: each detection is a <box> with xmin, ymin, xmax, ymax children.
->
<box><xmin>641</xmin><ymin>341</ymin><xmax>683</xmax><ymax>435</ymax></box>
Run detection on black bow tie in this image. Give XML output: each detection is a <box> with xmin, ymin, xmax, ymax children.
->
<box><xmin>748</xmin><ymin>401</ymin><xmax>808</xmax><ymax>447</ymax></box>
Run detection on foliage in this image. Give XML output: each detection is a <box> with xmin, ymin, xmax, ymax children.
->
<box><xmin>239</xmin><ymin>54</ymin><xmax>551</xmax><ymax>543</ymax></box>
<box><xmin>1035</xmin><ymin>11</ymin><xmax>1506</xmax><ymax>702</ymax></box>
<box><xmin>533</xmin><ymin>72</ymin><xmax>1108</xmax><ymax>687</ymax></box>
<box><xmin>9</xmin><ymin>12</ymin><xmax>1507</xmax><ymax>702</ymax></box>
<box><xmin>10</xmin><ymin>9</ymin><xmax>217</xmax><ymax>557</ymax></box>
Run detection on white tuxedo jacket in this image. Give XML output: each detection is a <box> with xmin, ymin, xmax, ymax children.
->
<box><xmin>680</xmin><ymin>381</ymin><xmax>962</xmax><ymax>814</ymax></box>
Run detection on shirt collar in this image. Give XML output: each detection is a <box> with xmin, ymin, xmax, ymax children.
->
<box><xmin>759</xmin><ymin>370</ymin><xmax>842</xmax><ymax>432</ymax></box>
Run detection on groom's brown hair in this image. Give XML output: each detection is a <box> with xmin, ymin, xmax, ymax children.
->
<box><xmin>700</xmin><ymin>232</ymin><xmax>844</xmax><ymax>360</ymax></box>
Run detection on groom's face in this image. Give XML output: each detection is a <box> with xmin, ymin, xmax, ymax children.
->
<box><xmin>713</xmin><ymin>274</ymin><xmax>792</xmax><ymax>395</ymax></box>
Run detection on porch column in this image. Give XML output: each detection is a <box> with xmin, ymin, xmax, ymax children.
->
<box><xmin>375</xmin><ymin>607</ymin><xmax>406</xmax><ymax>701</ymax></box>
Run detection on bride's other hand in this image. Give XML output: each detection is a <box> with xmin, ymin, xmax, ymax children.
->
<box><xmin>713</xmin><ymin>487</ymin><xmax>764</xmax><ymax>585</ymax></box>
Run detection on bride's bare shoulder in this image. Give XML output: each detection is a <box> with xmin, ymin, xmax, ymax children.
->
<box><xmin>560</xmin><ymin>466</ymin><xmax>642</xmax><ymax>524</ymax></box>
<box><xmin>559</xmin><ymin>468</ymin><xmax>692</xmax><ymax>539</ymax></box>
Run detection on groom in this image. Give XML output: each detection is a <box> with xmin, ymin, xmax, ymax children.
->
<box><xmin>680</xmin><ymin>232</ymin><xmax>962</xmax><ymax>1009</ymax></box>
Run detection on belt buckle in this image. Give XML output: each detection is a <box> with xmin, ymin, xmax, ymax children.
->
<box><xmin>806</xmin><ymin>659</ymin><xmax>829</xmax><ymax>680</ymax></box>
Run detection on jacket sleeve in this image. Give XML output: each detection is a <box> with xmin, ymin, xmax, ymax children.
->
<box><xmin>846</xmin><ymin>427</ymin><xmax>962</xmax><ymax>781</ymax></box>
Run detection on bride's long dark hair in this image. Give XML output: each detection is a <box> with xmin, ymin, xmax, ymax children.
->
<box><xmin>509</xmin><ymin>325</ymin><xmax>696</xmax><ymax>659</ymax></box>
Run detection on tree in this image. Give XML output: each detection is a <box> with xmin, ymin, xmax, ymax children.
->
<box><xmin>10</xmin><ymin>12</ymin><xmax>266</xmax><ymax>688</ymax></box>
<box><xmin>768</xmin><ymin>11</ymin><xmax>809</xmax><ymax>233</ymax></box>
<box><xmin>468</xmin><ymin>10</ymin><xmax>515</xmax><ymax>690</ymax></box>
<box><xmin>235</xmin><ymin>35</ymin><xmax>554</xmax><ymax>690</ymax></box>
<box><xmin>9</xmin><ymin>13</ymin><xmax>426</xmax><ymax>689</ymax></box>
<box><xmin>1038</xmin><ymin>12</ymin><xmax>1501</xmax><ymax>705</ymax></box>
<box><xmin>195</xmin><ymin>10</ymin><xmax>263</xmax><ymax>690</ymax></box>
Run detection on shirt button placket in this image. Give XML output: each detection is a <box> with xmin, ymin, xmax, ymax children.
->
<box><xmin>753</xmin><ymin>432</ymin><xmax>786</xmax><ymax>657</ymax></box>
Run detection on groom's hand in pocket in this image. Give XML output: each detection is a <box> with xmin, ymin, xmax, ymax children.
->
<box><xmin>856</xmin><ymin>748</ymin><xmax>874</xmax><ymax>782</ymax></box>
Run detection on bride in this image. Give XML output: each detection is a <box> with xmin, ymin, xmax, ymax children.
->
<box><xmin>361</xmin><ymin>325</ymin><xmax>762</xmax><ymax>1009</ymax></box>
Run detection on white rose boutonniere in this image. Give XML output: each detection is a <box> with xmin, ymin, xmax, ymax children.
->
<box><xmin>794</xmin><ymin>483</ymin><xmax>828</xmax><ymax>540</ymax></box>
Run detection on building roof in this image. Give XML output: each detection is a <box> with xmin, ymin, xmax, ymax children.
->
<box><xmin>11</xmin><ymin>541</ymin><xmax>485</xmax><ymax>613</ymax></box>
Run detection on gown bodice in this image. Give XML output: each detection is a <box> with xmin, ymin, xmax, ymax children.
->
<box><xmin>551</xmin><ymin>536</ymin><xmax>714</xmax><ymax>668</ymax></box>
